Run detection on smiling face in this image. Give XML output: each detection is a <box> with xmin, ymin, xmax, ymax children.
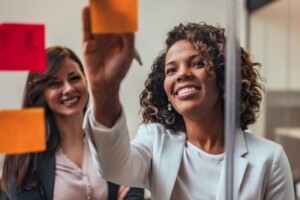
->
<box><xmin>164</xmin><ymin>39</ymin><xmax>221</xmax><ymax>120</ymax></box>
<box><xmin>43</xmin><ymin>57</ymin><xmax>88</xmax><ymax>118</ymax></box>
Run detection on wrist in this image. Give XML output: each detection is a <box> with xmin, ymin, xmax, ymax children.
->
<box><xmin>90</xmin><ymin>87</ymin><xmax>122</xmax><ymax>127</ymax></box>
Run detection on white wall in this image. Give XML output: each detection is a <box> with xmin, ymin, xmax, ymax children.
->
<box><xmin>250</xmin><ymin>0</ymin><xmax>300</xmax><ymax>91</ymax></box>
<box><xmin>248</xmin><ymin>0</ymin><xmax>300</xmax><ymax>137</ymax></box>
<box><xmin>0</xmin><ymin>0</ymin><xmax>234</xmax><ymax>188</ymax></box>
<box><xmin>0</xmin><ymin>0</ymin><xmax>231</xmax><ymax>138</ymax></box>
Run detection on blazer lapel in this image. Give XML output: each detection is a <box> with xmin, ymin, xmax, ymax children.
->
<box><xmin>154</xmin><ymin>131</ymin><xmax>186</xmax><ymax>200</ymax></box>
<box><xmin>35</xmin><ymin>155</ymin><xmax>55</xmax><ymax>200</ymax></box>
<box><xmin>234</xmin><ymin>130</ymin><xmax>248</xmax><ymax>197</ymax></box>
<box><xmin>216</xmin><ymin>129</ymin><xmax>248</xmax><ymax>200</ymax></box>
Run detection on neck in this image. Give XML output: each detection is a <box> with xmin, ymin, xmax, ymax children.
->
<box><xmin>53</xmin><ymin>113</ymin><xmax>84</xmax><ymax>145</ymax></box>
<box><xmin>184</xmin><ymin>109</ymin><xmax>224</xmax><ymax>154</ymax></box>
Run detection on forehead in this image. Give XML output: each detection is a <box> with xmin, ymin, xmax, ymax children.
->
<box><xmin>165</xmin><ymin>40</ymin><xmax>198</xmax><ymax>63</ymax></box>
<box><xmin>53</xmin><ymin>58</ymin><xmax>82</xmax><ymax>77</ymax></box>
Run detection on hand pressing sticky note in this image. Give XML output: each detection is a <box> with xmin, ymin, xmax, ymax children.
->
<box><xmin>0</xmin><ymin>108</ymin><xmax>46</xmax><ymax>154</ymax></box>
<box><xmin>90</xmin><ymin>0</ymin><xmax>137</xmax><ymax>33</ymax></box>
<box><xmin>0</xmin><ymin>23</ymin><xmax>46</xmax><ymax>71</ymax></box>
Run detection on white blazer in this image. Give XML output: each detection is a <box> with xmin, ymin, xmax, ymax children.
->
<box><xmin>83</xmin><ymin>107</ymin><xmax>295</xmax><ymax>200</ymax></box>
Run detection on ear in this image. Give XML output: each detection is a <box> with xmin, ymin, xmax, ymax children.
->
<box><xmin>208</xmin><ymin>70</ymin><xmax>216</xmax><ymax>80</ymax></box>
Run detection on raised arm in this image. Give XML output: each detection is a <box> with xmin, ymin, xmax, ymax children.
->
<box><xmin>81</xmin><ymin>6</ymin><xmax>151</xmax><ymax>189</ymax></box>
<box><xmin>82</xmin><ymin>6</ymin><xmax>135</xmax><ymax>127</ymax></box>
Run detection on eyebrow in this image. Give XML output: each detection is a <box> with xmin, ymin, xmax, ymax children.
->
<box><xmin>48</xmin><ymin>71</ymin><xmax>79</xmax><ymax>80</ymax></box>
<box><xmin>48</xmin><ymin>77</ymin><xmax>58</xmax><ymax>81</ymax></box>
<box><xmin>68</xmin><ymin>71</ymin><xmax>78</xmax><ymax>76</ymax></box>
<box><xmin>165</xmin><ymin>54</ymin><xmax>200</xmax><ymax>66</ymax></box>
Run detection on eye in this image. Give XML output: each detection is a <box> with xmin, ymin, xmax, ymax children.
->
<box><xmin>165</xmin><ymin>66</ymin><xmax>177</xmax><ymax>75</ymax></box>
<box><xmin>191</xmin><ymin>59</ymin><xmax>207</xmax><ymax>68</ymax></box>
<box><xmin>46</xmin><ymin>80</ymin><xmax>61</xmax><ymax>88</ymax></box>
<box><xmin>69</xmin><ymin>75</ymin><xmax>82</xmax><ymax>82</ymax></box>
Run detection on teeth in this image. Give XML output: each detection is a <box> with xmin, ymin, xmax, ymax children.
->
<box><xmin>177</xmin><ymin>87</ymin><xmax>196</xmax><ymax>95</ymax></box>
<box><xmin>62</xmin><ymin>97</ymin><xmax>78</xmax><ymax>105</ymax></box>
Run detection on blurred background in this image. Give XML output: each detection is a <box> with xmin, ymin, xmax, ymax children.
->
<box><xmin>0</xmin><ymin>0</ymin><xmax>299</xmax><ymax>199</ymax></box>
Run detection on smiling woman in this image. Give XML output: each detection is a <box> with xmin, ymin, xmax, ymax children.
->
<box><xmin>163</xmin><ymin>40</ymin><xmax>221</xmax><ymax>130</ymax></box>
<box><xmin>0</xmin><ymin>46</ymin><xmax>144</xmax><ymax>200</ymax></box>
<box><xmin>81</xmin><ymin>9</ymin><xmax>295</xmax><ymax>198</ymax></box>
<box><xmin>43</xmin><ymin>57</ymin><xmax>88</xmax><ymax>118</ymax></box>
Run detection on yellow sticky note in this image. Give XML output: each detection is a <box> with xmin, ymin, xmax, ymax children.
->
<box><xmin>0</xmin><ymin>108</ymin><xmax>46</xmax><ymax>154</ymax></box>
<box><xmin>90</xmin><ymin>0</ymin><xmax>137</xmax><ymax>33</ymax></box>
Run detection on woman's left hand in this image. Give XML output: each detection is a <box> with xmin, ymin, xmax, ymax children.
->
<box><xmin>117</xmin><ymin>186</ymin><xmax>130</xmax><ymax>200</ymax></box>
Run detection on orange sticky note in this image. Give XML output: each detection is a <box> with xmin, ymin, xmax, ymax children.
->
<box><xmin>0</xmin><ymin>108</ymin><xmax>46</xmax><ymax>154</ymax></box>
<box><xmin>90</xmin><ymin>0</ymin><xmax>137</xmax><ymax>33</ymax></box>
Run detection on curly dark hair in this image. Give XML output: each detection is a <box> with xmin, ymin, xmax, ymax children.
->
<box><xmin>139</xmin><ymin>22</ymin><xmax>264</xmax><ymax>132</ymax></box>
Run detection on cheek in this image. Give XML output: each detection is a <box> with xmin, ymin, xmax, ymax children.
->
<box><xmin>82</xmin><ymin>88</ymin><xmax>89</xmax><ymax>102</ymax></box>
<box><xmin>79</xmin><ymin>82</ymin><xmax>88</xmax><ymax>94</ymax></box>
<box><xmin>43</xmin><ymin>91</ymin><xmax>51</xmax><ymax>104</ymax></box>
<box><xmin>77</xmin><ymin>83</ymin><xmax>89</xmax><ymax>101</ymax></box>
<box><xmin>43</xmin><ymin>90</ymin><xmax>58</xmax><ymax>104</ymax></box>
<box><xmin>206</xmin><ymin>80</ymin><xmax>220</xmax><ymax>99</ymax></box>
<box><xmin>163</xmin><ymin>79</ymin><xmax>171</xmax><ymax>98</ymax></box>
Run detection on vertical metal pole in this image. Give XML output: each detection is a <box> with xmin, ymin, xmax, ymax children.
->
<box><xmin>245</xmin><ymin>9</ymin><xmax>250</xmax><ymax>50</ymax></box>
<box><xmin>225</xmin><ymin>0</ymin><xmax>240</xmax><ymax>199</ymax></box>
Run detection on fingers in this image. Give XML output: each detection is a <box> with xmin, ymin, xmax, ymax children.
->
<box><xmin>121</xmin><ymin>33</ymin><xmax>134</xmax><ymax>52</ymax></box>
<box><xmin>82</xmin><ymin>7</ymin><xmax>142</xmax><ymax>66</ymax></box>
<box><xmin>134</xmin><ymin>48</ymin><xmax>143</xmax><ymax>66</ymax></box>
<box><xmin>82</xmin><ymin>6</ymin><xmax>93</xmax><ymax>41</ymax></box>
<box><xmin>118</xmin><ymin>186</ymin><xmax>130</xmax><ymax>200</ymax></box>
<box><xmin>121</xmin><ymin>33</ymin><xmax>142</xmax><ymax>66</ymax></box>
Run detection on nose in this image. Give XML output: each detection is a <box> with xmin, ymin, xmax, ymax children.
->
<box><xmin>62</xmin><ymin>82</ymin><xmax>75</xmax><ymax>94</ymax></box>
<box><xmin>176</xmin><ymin>67</ymin><xmax>193</xmax><ymax>82</ymax></box>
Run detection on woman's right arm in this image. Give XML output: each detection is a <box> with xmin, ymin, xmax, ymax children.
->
<box><xmin>84</xmin><ymin>108</ymin><xmax>152</xmax><ymax>189</ymax></box>
<box><xmin>82</xmin><ymin>6</ymin><xmax>135</xmax><ymax>128</ymax></box>
<box><xmin>82</xmin><ymin>5</ymin><xmax>150</xmax><ymax>188</ymax></box>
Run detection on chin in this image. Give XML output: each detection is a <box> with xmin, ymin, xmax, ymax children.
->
<box><xmin>57</xmin><ymin>108</ymin><xmax>84</xmax><ymax>117</ymax></box>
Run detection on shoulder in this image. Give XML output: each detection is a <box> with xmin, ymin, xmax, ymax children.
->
<box><xmin>133</xmin><ymin>123</ymin><xmax>185</xmax><ymax>151</ymax></box>
<box><xmin>138</xmin><ymin>122</ymin><xmax>185</xmax><ymax>138</ymax></box>
<box><xmin>243</xmin><ymin>132</ymin><xmax>294</xmax><ymax>198</ymax></box>
<box><xmin>35</xmin><ymin>154</ymin><xmax>55</xmax><ymax>177</ymax></box>
<box><xmin>242</xmin><ymin>131</ymin><xmax>287</xmax><ymax>165</ymax></box>
<box><xmin>243</xmin><ymin>130</ymin><xmax>282</xmax><ymax>152</ymax></box>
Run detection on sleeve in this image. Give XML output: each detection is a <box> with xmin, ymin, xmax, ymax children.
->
<box><xmin>124</xmin><ymin>187</ymin><xmax>145</xmax><ymax>200</ymax></box>
<box><xmin>83</xmin><ymin>105</ymin><xmax>152</xmax><ymax>189</ymax></box>
<box><xmin>107</xmin><ymin>182</ymin><xmax>144</xmax><ymax>200</ymax></box>
<box><xmin>264</xmin><ymin>146</ymin><xmax>295</xmax><ymax>200</ymax></box>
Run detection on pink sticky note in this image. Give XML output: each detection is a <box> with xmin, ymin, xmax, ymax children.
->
<box><xmin>0</xmin><ymin>23</ymin><xmax>46</xmax><ymax>71</ymax></box>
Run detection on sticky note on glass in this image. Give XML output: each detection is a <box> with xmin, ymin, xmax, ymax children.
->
<box><xmin>0</xmin><ymin>108</ymin><xmax>46</xmax><ymax>154</ymax></box>
<box><xmin>90</xmin><ymin>0</ymin><xmax>137</xmax><ymax>33</ymax></box>
<box><xmin>0</xmin><ymin>23</ymin><xmax>46</xmax><ymax>71</ymax></box>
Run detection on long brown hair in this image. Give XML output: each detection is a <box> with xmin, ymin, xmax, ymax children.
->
<box><xmin>1</xmin><ymin>46</ymin><xmax>86</xmax><ymax>194</ymax></box>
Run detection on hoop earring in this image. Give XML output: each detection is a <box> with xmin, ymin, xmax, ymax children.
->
<box><xmin>168</xmin><ymin>103</ymin><xmax>172</xmax><ymax>111</ymax></box>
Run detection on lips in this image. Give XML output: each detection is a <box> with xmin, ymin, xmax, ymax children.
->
<box><xmin>174</xmin><ymin>85</ymin><xmax>201</xmax><ymax>96</ymax></box>
<box><xmin>61</xmin><ymin>96</ymin><xmax>80</xmax><ymax>106</ymax></box>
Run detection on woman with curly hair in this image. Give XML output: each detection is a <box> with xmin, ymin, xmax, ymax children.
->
<box><xmin>81</xmin><ymin>6</ymin><xmax>294</xmax><ymax>200</ymax></box>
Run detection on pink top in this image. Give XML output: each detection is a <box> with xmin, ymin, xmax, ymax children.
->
<box><xmin>53</xmin><ymin>136</ymin><xmax>108</xmax><ymax>200</ymax></box>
